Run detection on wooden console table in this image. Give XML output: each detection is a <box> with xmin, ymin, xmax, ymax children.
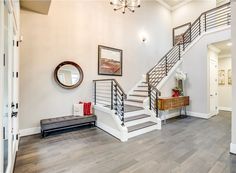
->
<box><xmin>158</xmin><ymin>96</ymin><xmax>190</xmax><ymax>124</ymax></box>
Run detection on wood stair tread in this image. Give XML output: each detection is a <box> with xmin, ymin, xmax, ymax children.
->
<box><xmin>127</xmin><ymin>121</ymin><xmax>157</xmax><ymax>133</ymax></box>
<box><xmin>126</xmin><ymin>99</ymin><xmax>143</xmax><ymax>103</ymax></box>
<box><xmin>124</xmin><ymin>114</ymin><xmax>150</xmax><ymax>122</ymax></box>
<box><xmin>124</xmin><ymin>105</ymin><xmax>143</xmax><ymax>112</ymax></box>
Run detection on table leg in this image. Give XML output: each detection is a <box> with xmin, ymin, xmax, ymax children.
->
<box><xmin>164</xmin><ymin>112</ymin><xmax>167</xmax><ymax>125</ymax></box>
<box><xmin>184</xmin><ymin>106</ymin><xmax>187</xmax><ymax>116</ymax></box>
<box><xmin>179</xmin><ymin>106</ymin><xmax>188</xmax><ymax>119</ymax></box>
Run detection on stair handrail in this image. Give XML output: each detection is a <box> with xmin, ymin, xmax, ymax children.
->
<box><xmin>147</xmin><ymin>42</ymin><xmax>181</xmax><ymax>75</ymax></box>
<box><xmin>146</xmin><ymin>2</ymin><xmax>231</xmax><ymax>117</ymax></box>
<box><xmin>182</xmin><ymin>2</ymin><xmax>231</xmax><ymax>50</ymax></box>
<box><xmin>93</xmin><ymin>79</ymin><xmax>126</xmax><ymax>126</ymax></box>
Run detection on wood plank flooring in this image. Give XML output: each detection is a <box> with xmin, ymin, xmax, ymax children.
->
<box><xmin>14</xmin><ymin>111</ymin><xmax>236</xmax><ymax>173</ymax></box>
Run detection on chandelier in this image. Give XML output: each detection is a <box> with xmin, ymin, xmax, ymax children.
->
<box><xmin>110</xmin><ymin>0</ymin><xmax>141</xmax><ymax>14</ymax></box>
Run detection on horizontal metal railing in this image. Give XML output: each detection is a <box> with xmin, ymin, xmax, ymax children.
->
<box><xmin>93</xmin><ymin>79</ymin><xmax>126</xmax><ymax>126</ymax></box>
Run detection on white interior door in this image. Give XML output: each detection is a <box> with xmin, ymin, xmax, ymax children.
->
<box><xmin>210</xmin><ymin>57</ymin><xmax>219</xmax><ymax>116</ymax></box>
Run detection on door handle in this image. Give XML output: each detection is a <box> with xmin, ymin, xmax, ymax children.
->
<box><xmin>3</xmin><ymin>127</ymin><xmax>5</xmax><ymax>140</ymax></box>
<box><xmin>210</xmin><ymin>94</ymin><xmax>213</xmax><ymax>96</ymax></box>
<box><xmin>11</xmin><ymin>102</ymin><xmax>15</xmax><ymax>108</ymax></box>
<box><xmin>11</xmin><ymin>111</ymin><xmax>18</xmax><ymax>118</ymax></box>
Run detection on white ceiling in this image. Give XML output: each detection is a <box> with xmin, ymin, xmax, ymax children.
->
<box><xmin>156</xmin><ymin>0</ymin><xmax>193</xmax><ymax>11</ymax></box>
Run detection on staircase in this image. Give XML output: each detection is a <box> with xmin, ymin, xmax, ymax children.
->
<box><xmin>126</xmin><ymin>81</ymin><xmax>148</xmax><ymax>107</ymax></box>
<box><xmin>93</xmin><ymin>2</ymin><xmax>231</xmax><ymax>141</ymax></box>
<box><xmin>93</xmin><ymin>79</ymin><xmax>160</xmax><ymax>141</ymax></box>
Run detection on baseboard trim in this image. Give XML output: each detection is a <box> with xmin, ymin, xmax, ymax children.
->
<box><xmin>219</xmin><ymin>107</ymin><xmax>232</xmax><ymax>112</ymax></box>
<box><xmin>230</xmin><ymin>143</ymin><xmax>236</xmax><ymax>154</ymax></box>
<box><xmin>187</xmin><ymin>111</ymin><xmax>210</xmax><ymax>119</ymax></box>
<box><xmin>160</xmin><ymin>112</ymin><xmax>179</xmax><ymax>120</ymax></box>
<box><xmin>96</xmin><ymin>121</ymin><xmax>122</xmax><ymax>141</ymax></box>
<box><xmin>160</xmin><ymin>111</ymin><xmax>211</xmax><ymax>120</ymax></box>
<box><xmin>19</xmin><ymin>127</ymin><xmax>41</xmax><ymax>137</ymax></box>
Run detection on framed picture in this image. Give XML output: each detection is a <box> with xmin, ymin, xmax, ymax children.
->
<box><xmin>218</xmin><ymin>70</ymin><xmax>225</xmax><ymax>85</ymax></box>
<box><xmin>98</xmin><ymin>45</ymin><xmax>123</xmax><ymax>76</ymax></box>
<box><xmin>228</xmin><ymin>69</ymin><xmax>232</xmax><ymax>85</ymax></box>
<box><xmin>172</xmin><ymin>22</ymin><xmax>191</xmax><ymax>46</ymax></box>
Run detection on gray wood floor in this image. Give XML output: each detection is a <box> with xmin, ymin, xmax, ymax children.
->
<box><xmin>15</xmin><ymin>111</ymin><xmax>236</xmax><ymax>173</ymax></box>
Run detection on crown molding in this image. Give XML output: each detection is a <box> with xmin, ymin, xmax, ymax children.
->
<box><xmin>155</xmin><ymin>0</ymin><xmax>171</xmax><ymax>10</ymax></box>
<box><xmin>172</xmin><ymin>0</ymin><xmax>193</xmax><ymax>11</ymax></box>
<box><xmin>156</xmin><ymin>0</ymin><xmax>193</xmax><ymax>11</ymax></box>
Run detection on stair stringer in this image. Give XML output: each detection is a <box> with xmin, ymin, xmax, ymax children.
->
<box><xmin>94</xmin><ymin>105</ymin><xmax>128</xmax><ymax>142</ymax></box>
<box><xmin>94</xmin><ymin>105</ymin><xmax>160</xmax><ymax>141</ymax></box>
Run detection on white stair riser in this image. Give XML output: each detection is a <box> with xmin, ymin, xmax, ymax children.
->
<box><xmin>124</xmin><ymin>110</ymin><xmax>147</xmax><ymax>117</ymax></box>
<box><xmin>125</xmin><ymin>117</ymin><xmax>151</xmax><ymax>127</ymax></box>
<box><xmin>127</xmin><ymin>125</ymin><xmax>158</xmax><ymax>139</ymax></box>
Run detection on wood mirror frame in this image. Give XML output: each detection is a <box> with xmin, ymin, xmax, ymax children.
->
<box><xmin>54</xmin><ymin>61</ymin><xmax>84</xmax><ymax>89</ymax></box>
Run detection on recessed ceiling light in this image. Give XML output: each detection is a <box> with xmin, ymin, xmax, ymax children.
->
<box><xmin>227</xmin><ymin>42</ymin><xmax>232</xmax><ymax>46</ymax></box>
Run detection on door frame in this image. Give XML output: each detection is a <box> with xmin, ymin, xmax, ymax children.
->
<box><xmin>0</xmin><ymin>1</ymin><xmax>5</xmax><ymax>173</ymax></box>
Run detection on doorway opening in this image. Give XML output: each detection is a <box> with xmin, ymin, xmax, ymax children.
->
<box><xmin>208</xmin><ymin>40</ymin><xmax>232</xmax><ymax>117</ymax></box>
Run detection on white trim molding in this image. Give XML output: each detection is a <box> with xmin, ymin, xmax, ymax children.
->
<box><xmin>187</xmin><ymin>111</ymin><xmax>211</xmax><ymax>119</ymax></box>
<box><xmin>155</xmin><ymin>0</ymin><xmax>193</xmax><ymax>11</ymax></box>
<box><xmin>230</xmin><ymin>143</ymin><xmax>236</xmax><ymax>154</ymax></box>
<box><xmin>219</xmin><ymin>107</ymin><xmax>232</xmax><ymax>111</ymax></box>
<box><xmin>19</xmin><ymin>127</ymin><xmax>41</xmax><ymax>137</ymax></box>
<box><xmin>163</xmin><ymin>111</ymin><xmax>211</xmax><ymax>119</ymax></box>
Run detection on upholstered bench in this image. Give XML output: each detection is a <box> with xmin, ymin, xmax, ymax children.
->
<box><xmin>40</xmin><ymin>115</ymin><xmax>97</xmax><ymax>137</ymax></box>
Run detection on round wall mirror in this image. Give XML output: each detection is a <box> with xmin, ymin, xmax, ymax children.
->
<box><xmin>54</xmin><ymin>61</ymin><xmax>84</xmax><ymax>89</ymax></box>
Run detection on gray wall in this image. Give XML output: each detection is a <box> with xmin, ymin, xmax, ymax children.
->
<box><xmin>171</xmin><ymin>0</ymin><xmax>216</xmax><ymax>28</ymax></box>
<box><xmin>182</xmin><ymin>29</ymin><xmax>230</xmax><ymax>115</ymax></box>
<box><xmin>19</xmin><ymin>1</ymin><xmax>172</xmax><ymax>130</ymax></box>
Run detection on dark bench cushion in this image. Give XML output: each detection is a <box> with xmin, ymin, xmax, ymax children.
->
<box><xmin>40</xmin><ymin>115</ymin><xmax>97</xmax><ymax>131</ymax></box>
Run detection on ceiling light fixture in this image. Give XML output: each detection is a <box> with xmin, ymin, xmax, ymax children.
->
<box><xmin>110</xmin><ymin>0</ymin><xmax>141</xmax><ymax>14</ymax></box>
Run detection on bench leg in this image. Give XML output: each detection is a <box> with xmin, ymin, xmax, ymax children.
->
<box><xmin>91</xmin><ymin>122</ymin><xmax>96</xmax><ymax>127</ymax></box>
<box><xmin>41</xmin><ymin>130</ymin><xmax>47</xmax><ymax>138</ymax></box>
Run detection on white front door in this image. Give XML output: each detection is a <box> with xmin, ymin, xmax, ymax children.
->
<box><xmin>210</xmin><ymin>57</ymin><xmax>219</xmax><ymax>116</ymax></box>
<box><xmin>1</xmin><ymin>1</ymin><xmax>19</xmax><ymax>173</ymax></box>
